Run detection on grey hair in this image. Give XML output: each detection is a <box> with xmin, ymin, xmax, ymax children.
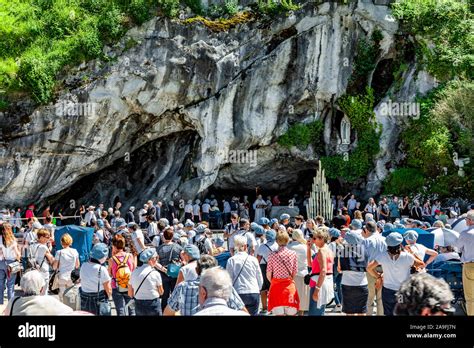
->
<box><xmin>20</xmin><ymin>270</ymin><xmax>46</xmax><ymax>295</ymax></box>
<box><xmin>196</xmin><ymin>254</ymin><xmax>218</xmax><ymax>275</ymax></box>
<box><xmin>365</xmin><ymin>213</ymin><xmax>374</xmax><ymax>222</ymax></box>
<box><xmin>394</xmin><ymin>273</ymin><xmax>454</xmax><ymax>316</ymax></box>
<box><xmin>233</xmin><ymin>235</ymin><xmax>247</xmax><ymax>252</ymax></box>
<box><xmin>200</xmin><ymin>267</ymin><xmax>232</xmax><ymax>301</ymax></box>
<box><xmin>365</xmin><ymin>221</ymin><xmax>377</xmax><ymax>233</ymax></box>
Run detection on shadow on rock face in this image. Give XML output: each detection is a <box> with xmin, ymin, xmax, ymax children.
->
<box><xmin>46</xmin><ymin>130</ymin><xmax>201</xmax><ymax>212</ymax></box>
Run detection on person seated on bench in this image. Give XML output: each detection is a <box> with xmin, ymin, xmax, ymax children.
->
<box><xmin>432</xmin><ymin>246</ymin><xmax>460</xmax><ymax>268</ymax></box>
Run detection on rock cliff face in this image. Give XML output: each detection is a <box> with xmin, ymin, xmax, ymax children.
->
<box><xmin>0</xmin><ymin>1</ymin><xmax>436</xmax><ymax>208</ymax></box>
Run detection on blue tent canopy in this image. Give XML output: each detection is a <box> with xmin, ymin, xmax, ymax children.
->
<box><xmin>54</xmin><ymin>225</ymin><xmax>94</xmax><ymax>265</ymax></box>
<box><xmin>382</xmin><ymin>228</ymin><xmax>434</xmax><ymax>250</ymax></box>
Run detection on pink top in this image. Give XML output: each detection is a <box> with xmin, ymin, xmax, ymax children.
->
<box><xmin>110</xmin><ymin>252</ymin><xmax>134</xmax><ymax>289</ymax></box>
<box><xmin>267</xmin><ymin>246</ymin><xmax>298</xmax><ymax>279</ymax></box>
<box><xmin>309</xmin><ymin>250</ymin><xmax>334</xmax><ymax>288</ymax></box>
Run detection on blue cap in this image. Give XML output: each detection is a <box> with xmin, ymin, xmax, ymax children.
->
<box><xmin>265</xmin><ymin>229</ymin><xmax>276</xmax><ymax>242</ymax></box>
<box><xmin>91</xmin><ymin>243</ymin><xmax>109</xmax><ymax>260</ymax></box>
<box><xmin>376</xmin><ymin>221</ymin><xmax>385</xmax><ymax>229</ymax></box>
<box><xmin>386</xmin><ymin>232</ymin><xmax>403</xmax><ymax>247</ymax></box>
<box><xmin>280</xmin><ymin>213</ymin><xmax>290</xmax><ymax>221</ymax></box>
<box><xmin>97</xmin><ymin>219</ymin><xmax>104</xmax><ymax>228</ymax></box>
<box><xmin>403</xmin><ymin>230</ymin><xmax>419</xmax><ymax>242</ymax></box>
<box><xmin>383</xmin><ymin>223</ymin><xmax>394</xmax><ymax>232</ymax></box>
<box><xmin>140</xmin><ymin>248</ymin><xmax>157</xmax><ymax>262</ymax></box>
<box><xmin>400</xmin><ymin>218</ymin><xmax>409</xmax><ymax>226</ymax></box>
<box><xmin>250</xmin><ymin>222</ymin><xmax>260</xmax><ymax>231</ymax></box>
<box><xmin>423</xmin><ymin>222</ymin><xmax>431</xmax><ymax>228</ymax></box>
<box><xmin>184</xmin><ymin>244</ymin><xmax>200</xmax><ymax>260</ymax></box>
<box><xmin>412</xmin><ymin>220</ymin><xmax>423</xmax><ymax>227</ymax></box>
<box><xmin>127</xmin><ymin>222</ymin><xmax>137</xmax><ymax>228</ymax></box>
<box><xmin>258</xmin><ymin>217</ymin><xmax>270</xmax><ymax>226</ymax></box>
<box><xmin>394</xmin><ymin>223</ymin><xmax>405</xmax><ymax>229</ymax></box>
<box><xmin>215</xmin><ymin>237</ymin><xmax>224</xmax><ymax>247</ymax></box>
<box><xmin>185</xmin><ymin>220</ymin><xmax>194</xmax><ymax>227</ymax></box>
<box><xmin>350</xmin><ymin>220</ymin><xmax>362</xmax><ymax>229</ymax></box>
<box><xmin>270</xmin><ymin>218</ymin><xmax>279</xmax><ymax>225</ymax></box>
<box><xmin>329</xmin><ymin>228</ymin><xmax>341</xmax><ymax>238</ymax></box>
<box><xmin>254</xmin><ymin>225</ymin><xmax>265</xmax><ymax>236</ymax></box>
<box><xmin>345</xmin><ymin>230</ymin><xmax>363</xmax><ymax>245</ymax></box>
<box><xmin>196</xmin><ymin>224</ymin><xmax>206</xmax><ymax>234</ymax></box>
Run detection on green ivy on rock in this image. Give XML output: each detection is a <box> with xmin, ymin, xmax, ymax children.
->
<box><xmin>277</xmin><ymin>120</ymin><xmax>324</xmax><ymax>152</ymax></box>
<box><xmin>321</xmin><ymin>87</ymin><xmax>381</xmax><ymax>183</ymax></box>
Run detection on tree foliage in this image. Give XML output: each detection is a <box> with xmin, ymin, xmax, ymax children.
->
<box><xmin>391</xmin><ymin>0</ymin><xmax>473</xmax><ymax>80</ymax></box>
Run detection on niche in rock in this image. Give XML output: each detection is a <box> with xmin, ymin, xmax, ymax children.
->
<box><xmin>371</xmin><ymin>59</ymin><xmax>395</xmax><ymax>103</ymax></box>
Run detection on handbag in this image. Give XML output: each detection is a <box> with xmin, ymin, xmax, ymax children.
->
<box><xmin>7</xmin><ymin>261</ymin><xmax>23</xmax><ymax>278</ymax></box>
<box><xmin>97</xmin><ymin>266</ymin><xmax>111</xmax><ymax>316</ymax></box>
<box><xmin>166</xmin><ymin>244</ymin><xmax>181</xmax><ymax>278</ymax></box>
<box><xmin>304</xmin><ymin>272</ymin><xmax>318</xmax><ymax>285</ymax></box>
<box><xmin>49</xmin><ymin>252</ymin><xmax>61</xmax><ymax>294</ymax></box>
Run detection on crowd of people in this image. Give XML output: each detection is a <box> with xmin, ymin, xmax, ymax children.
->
<box><xmin>0</xmin><ymin>193</ymin><xmax>473</xmax><ymax>316</ymax></box>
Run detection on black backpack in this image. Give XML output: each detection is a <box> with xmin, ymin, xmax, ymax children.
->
<box><xmin>195</xmin><ymin>236</ymin><xmax>208</xmax><ymax>255</ymax></box>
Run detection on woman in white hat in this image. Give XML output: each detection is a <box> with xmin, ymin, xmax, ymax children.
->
<box><xmin>367</xmin><ymin>232</ymin><xmax>425</xmax><ymax>316</ymax></box>
<box><xmin>129</xmin><ymin>248</ymin><xmax>164</xmax><ymax>315</ymax></box>
<box><xmin>403</xmin><ymin>230</ymin><xmax>438</xmax><ymax>270</ymax></box>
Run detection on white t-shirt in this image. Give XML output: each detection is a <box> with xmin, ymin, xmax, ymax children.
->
<box><xmin>376</xmin><ymin>251</ymin><xmax>415</xmax><ymax>291</ymax></box>
<box><xmin>25</xmin><ymin>231</ymin><xmax>37</xmax><ymax>245</ymax></box>
<box><xmin>409</xmin><ymin>243</ymin><xmax>427</xmax><ymax>261</ymax></box>
<box><xmin>32</xmin><ymin>244</ymin><xmax>50</xmax><ymax>276</ymax></box>
<box><xmin>341</xmin><ymin>271</ymin><xmax>368</xmax><ymax>286</ymax></box>
<box><xmin>80</xmin><ymin>262</ymin><xmax>111</xmax><ymax>293</ymax></box>
<box><xmin>132</xmin><ymin>229</ymin><xmax>145</xmax><ymax>253</ymax></box>
<box><xmin>139</xmin><ymin>209</ymin><xmax>147</xmax><ymax>223</ymax></box>
<box><xmin>85</xmin><ymin>211</ymin><xmax>97</xmax><ymax>225</ymax></box>
<box><xmin>204</xmin><ymin>237</ymin><xmax>213</xmax><ymax>254</ymax></box>
<box><xmin>347</xmin><ymin>199</ymin><xmax>357</xmax><ymax>210</ymax></box>
<box><xmin>55</xmin><ymin>248</ymin><xmax>79</xmax><ymax>281</ymax></box>
<box><xmin>192</xmin><ymin>204</ymin><xmax>200</xmax><ymax>216</ymax></box>
<box><xmin>148</xmin><ymin>222</ymin><xmax>158</xmax><ymax>237</ymax></box>
<box><xmin>184</xmin><ymin>204</ymin><xmax>193</xmax><ymax>214</ymax></box>
<box><xmin>187</xmin><ymin>229</ymin><xmax>196</xmax><ymax>244</ymax></box>
<box><xmin>202</xmin><ymin>204</ymin><xmax>210</xmax><ymax>214</ymax></box>
<box><xmin>96</xmin><ymin>229</ymin><xmax>104</xmax><ymax>243</ymax></box>
<box><xmin>180</xmin><ymin>261</ymin><xmax>198</xmax><ymax>282</ymax></box>
<box><xmin>130</xmin><ymin>265</ymin><xmax>163</xmax><ymax>300</ymax></box>
<box><xmin>152</xmin><ymin>235</ymin><xmax>162</xmax><ymax>248</ymax></box>
<box><xmin>288</xmin><ymin>241</ymin><xmax>308</xmax><ymax>276</ymax></box>
<box><xmin>256</xmin><ymin>241</ymin><xmax>278</xmax><ymax>264</ymax></box>
<box><xmin>0</xmin><ymin>238</ymin><xmax>18</xmax><ymax>261</ymax></box>
<box><xmin>43</xmin><ymin>223</ymin><xmax>56</xmax><ymax>238</ymax></box>
<box><xmin>434</xmin><ymin>252</ymin><xmax>460</xmax><ymax>264</ymax></box>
